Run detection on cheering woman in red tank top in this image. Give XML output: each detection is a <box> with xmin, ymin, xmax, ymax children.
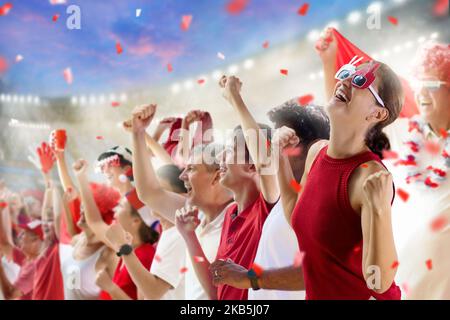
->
<box><xmin>275</xmin><ymin>59</ymin><xmax>403</xmax><ymax>299</ymax></box>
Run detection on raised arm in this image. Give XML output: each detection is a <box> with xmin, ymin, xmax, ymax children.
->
<box><xmin>131</xmin><ymin>104</ymin><xmax>186</xmax><ymax>223</ymax></box>
<box><xmin>0</xmin><ymin>204</ymin><xmax>13</xmax><ymax>260</ymax></box>
<box><xmin>361</xmin><ymin>169</ymin><xmax>397</xmax><ymax>294</ymax></box>
<box><xmin>175</xmin><ymin>206</ymin><xmax>217</xmax><ymax>299</ymax></box>
<box><xmin>60</xmin><ymin>188</ymin><xmax>78</xmax><ymax>239</ymax></box>
<box><xmin>72</xmin><ymin>159</ymin><xmax>113</xmax><ymax>249</ymax></box>
<box><xmin>105</xmin><ymin>224</ymin><xmax>171</xmax><ymax>300</ymax></box>
<box><xmin>219</xmin><ymin>75</ymin><xmax>279</xmax><ymax>204</ymax></box>
<box><xmin>175</xmin><ymin>110</ymin><xmax>204</xmax><ymax>166</ymax></box>
<box><xmin>315</xmin><ymin>27</ymin><xmax>338</xmax><ymax>102</ymax></box>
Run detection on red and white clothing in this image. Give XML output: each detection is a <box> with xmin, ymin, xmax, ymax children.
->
<box><xmin>249</xmin><ymin>201</ymin><xmax>305</xmax><ymax>300</ymax></box>
<box><xmin>291</xmin><ymin>146</ymin><xmax>401</xmax><ymax>300</ymax></box>
<box><xmin>12</xmin><ymin>247</ymin><xmax>35</xmax><ymax>300</ymax></box>
<box><xmin>216</xmin><ymin>193</ymin><xmax>275</xmax><ymax>300</ymax></box>
<box><xmin>100</xmin><ymin>242</ymin><xmax>155</xmax><ymax>300</ymax></box>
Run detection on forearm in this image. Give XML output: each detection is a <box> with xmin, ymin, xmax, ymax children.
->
<box><xmin>106</xmin><ymin>283</ymin><xmax>133</xmax><ymax>300</ymax></box>
<box><xmin>122</xmin><ymin>253</ymin><xmax>169</xmax><ymax>300</ymax></box>
<box><xmin>144</xmin><ymin>133</ymin><xmax>174</xmax><ymax>165</ymax></box>
<box><xmin>55</xmin><ymin>154</ymin><xmax>75</xmax><ymax>192</ymax></box>
<box><xmin>176</xmin><ymin>123</ymin><xmax>191</xmax><ymax>165</ymax></box>
<box><xmin>61</xmin><ymin>195</ymin><xmax>77</xmax><ymax>238</ymax></box>
<box><xmin>322</xmin><ymin>60</ymin><xmax>336</xmax><ymax>102</ymax></box>
<box><xmin>183</xmin><ymin>232</ymin><xmax>217</xmax><ymax>300</ymax></box>
<box><xmin>277</xmin><ymin>155</ymin><xmax>299</xmax><ymax>222</ymax></box>
<box><xmin>364</xmin><ymin>207</ymin><xmax>397</xmax><ymax>293</ymax></box>
<box><xmin>0</xmin><ymin>264</ymin><xmax>14</xmax><ymax>298</ymax></box>
<box><xmin>0</xmin><ymin>209</ymin><xmax>13</xmax><ymax>248</ymax></box>
<box><xmin>259</xmin><ymin>265</ymin><xmax>305</xmax><ymax>291</ymax></box>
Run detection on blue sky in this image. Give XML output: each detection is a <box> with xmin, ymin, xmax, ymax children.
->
<box><xmin>0</xmin><ymin>0</ymin><xmax>375</xmax><ymax>97</ymax></box>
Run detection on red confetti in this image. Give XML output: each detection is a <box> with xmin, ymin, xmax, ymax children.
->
<box><xmin>265</xmin><ymin>139</ymin><xmax>271</xmax><ymax>150</ymax></box>
<box><xmin>280</xmin><ymin>69</ymin><xmax>288</xmax><ymax>76</ymax></box>
<box><xmin>197</xmin><ymin>79</ymin><xmax>205</xmax><ymax>85</ymax></box>
<box><xmin>251</xmin><ymin>263</ymin><xmax>264</xmax><ymax>277</ymax></box>
<box><xmin>180</xmin><ymin>267</ymin><xmax>188</xmax><ymax>274</ymax></box>
<box><xmin>353</xmin><ymin>245</ymin><xmax>361</xmax><ymax>253</ymax></box>
<box><xmin>290</xmin><ymin>179</ymin><xmax>302</xmax><ymax>193</ymax></box>
<box><xmin>0</xmin><ymin>56</ymin><xmax>8</xmax><ymax>75</ymax></box>
<box><xmin>226</xmin><ymin>0</ymin><xmax>249</xmax><ymax>15</ymax></box>
<box><xmin>167</xmin><ymin>63</ymin><xmax>173</xmax><ymax>72</ymax></box>
<box><xmin>52</xmin><ymin>14</ymin><xmax>59</xmax><ymax>22</ymax></box>
<box><xmin>425</xmin><ymin>259</ymin><xmax>433</xmax><ymax>270</ymax></box>
<box><xmin>439</xmin><ymin>128</ymin><xmax>448</xmax><ymax>138</ymax></box>
<box><xmin>293</xmin><ymin>251</ymin><xmax>305</xmax><ymax>267</ymax></box>
<box><xmin>430</xmin><ymin>215</ymin><xmax>448</xmax><ymax>232</ymax></box>
<box><xmin>360</xmin><ymin>163</ymin><xmax>368</xmax><ymax>168</ymax></box>
<box><xmin>116</xmin><ymin>42</ymin><xmax>123</xmax><ymax>54</ymax></box>
<box><xmin>111</xmin><ymin>101</ymin><xmax>120</xmax><ymax>107</ymax></box>
<box><xmin>424</xmin><ymin>177</ymin><xmax>439</xmax><ymax>188</ymax></box>
<box><xmin>193</xmin><ymin>256</ymin><xmax>205</xmax><ymax>263</ymax></box>
<box><xmin>387</xmin><ymin>16</ymin><xmax>398</xmax><ymax>26</ymax></box>
<box><xmin>282</xmin><ymin>147</ymin><xmax>301</xmax><ymax>157</ymax></box>
<box><xmin>297</xmin><ymin>3</ymin><xmax>310</xmax><ymax>16</ymax></box>
<box><xmin>181</xmin><ymin>15</ymin><xmax>192</xmax><ymax>31</ymax></box>
<box><xmin>297</xmin><ymin>94</ymin><xmax>314</xmax><ymax>105</ymax></box>
<box><xmin>433</xmin><ymin>0</ymin><xmax>449</xmax><ymax>17</ymax></box>
<box><xmin>0</xmin><ymin>2</ymin><xmax>12</xmax><ymax>16</ymax></box>
<box><xmin>0</xmin><ymin>202</ymin><xmax>8</xmax><ymax>209</ymax></box>
<box><xmin>382</xmin><ymin>150</ymin><xmax>399</xmax><ymax>160</ymax></box>
<box><xmin>424</xmin><ymin>141</ymin><xmax>441</xmax><ymax>155</ymax></box>
<box><xmin>96</xmin><ymin>136</ymin><xmax>103</xmax><ymax>140</ymax></box>
<box><xmin>63</xmin><ymin>67</ymin><xmax>73</xmax><ymax>85</ymax></box>
<box><xmin>155</xmin><ymin>255</ymin><xmax>162</xmax><ymax>262</ymax></box>
<box><xmin>396</xmin><ymin>188</ymin><xmax>409</xmax><ymax>202</ymax></box>
<box><xmin>262</xmin><ymin>41</ymin><xmax>269</xmax><ymax>49</ymax></box>
<box><xmin>391</xmin><ymin>261</ymin><xmax>399</xmax><ymax>269</ymax></box>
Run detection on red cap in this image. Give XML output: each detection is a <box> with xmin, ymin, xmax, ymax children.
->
<box><xmin>18</xmin><ymin>220</ymin><xmax>44</xmax><ymax>240</ymax></box>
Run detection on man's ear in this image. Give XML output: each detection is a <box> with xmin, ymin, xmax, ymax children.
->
<box><xmin>367</xmin><ymin>107</ymin><xmax>388</xmax><ymax>123</ymax></box>
<box><xmin>211</xmin><ymin>169</ymin><xmax>222</xmax><ymax>185</ymax></box>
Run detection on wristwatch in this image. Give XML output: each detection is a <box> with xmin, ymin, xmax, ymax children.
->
<box><xmin>116</xmin><ymin>244</ymin><xmax>133</xmax><ymax>257</ymax></box>
<box><xmin>247</xmin><ymin>268</ymin><xmax>261</xmax><ymax>291</ymax></box>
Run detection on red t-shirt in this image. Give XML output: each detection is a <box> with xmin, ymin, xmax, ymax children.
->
<box><xmin>100</xmin><ymin>242</ymin><xmax>156</xmax><ymax>300</ymax></box>
<box><xmin>215</xmin><ymin>193</ymin><xmax>274</xmax><ymax>300</ymax></box>
<box><xmin>12</xmin><ymin>247</ymin><xmax>35</xmax><ymax>300</ymax></box>
<box><xmin>32</xmin><ymin>241</ymin><xmax>65</xmax><ymax>300</ymax></box>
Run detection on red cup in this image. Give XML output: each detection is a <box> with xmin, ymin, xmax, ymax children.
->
<box><xmin>54</xmin><ymin>129</ymin><xmax>67</xmax><ymax>151</ymax></box>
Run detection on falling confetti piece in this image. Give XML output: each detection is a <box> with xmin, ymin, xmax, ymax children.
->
<box><xmin>155</xmin><ymin>255</ymin><xmax>162</xmax><ymax>262</ymax></box>
<box><xmin>424</xmin><ymin>141</ymin><xmax>441</xmax><ymax>155</ymax></box>
<box><xmin>360</xmin><ymin>163</ymin><xmax>369</xmax><ymax>168</ymax></box>
<box><xmin>439</xmin><ymin>128</ymin><xmax>448</xmax><ymax>138</ymax></box>
<box><xmin>0</xmin><ymin>202</ymin><xmax>8</xmax><ymax>208</ymax></box>
<box><xmin>0</xmin><ymin>2</ymin><xmax>12</xmax><ymax>16</ymax></box>
<box><xmin>262</xmin><ymin>41</ymin><xmax>269</xmax><ymax>49</ymax></box>
<box><xmin>433</xmin><ymin>0</ymin><xmax>449</xmax><ymax>17</ymax></box>
<box><xmin>387</xmin><ymin>16</ymin><xmax>398</xmax><ymax>26</ymax></box>
<box><xmin>49</xmin><ymin>0</ymin><xmax>66</xmax><ymax>4</ymax></box>
<box><xmin>396</xmin><ymin>188</ymin><xmax>409</xmax><ymax>202</ymax></box>
<box><xmin>382</xmin><ymin>150</ymin><xmax>399</xmax><ymax>160</ymax></box>
<box><xmin>266</xmin><ymin>139</ymin><xmax>271</xmax><ymax>150</ymax></box>
<box><xmin>424</xmin><ymin>177</ymin><xmax>439</xmax><ymax>188</ymax></box>
<box><xmin>226</xmin><ymin>0</ymin><xmax>249</xmax><ymax>15</ymax></box>
<box><xmin>63</xmin><ymin>67</ymin><xmax>73</xmax><ymax>85</ymax></box>
<box><xmin>290</xmin><ymin>179</ymin><xmax>302</xmax><ymax>193</ymax></box>
<box><xmin>180</xmin><ymin>267</ymin><xmax>188</xmax><ymax>274</ymax></box>
<box><xmin>391</xmin><ymin>261</ymin><xmax>399</xmax><ymax>269</ymax></box>
<box><xmin>251</xmin><ymin>263</ymin><xmax>264</xmax><ymax>277</ymax></box>
<box><xmin>52</xmin><ymin>14</ymin><xmax>59</xmax><ymax>22</ymax></box>
<box><xmin>293</xmin><ymin>251</ymin><xmax>305</xmax><ymax>267</ymax></box>
<box><xmin>430</xmin><ymin>215</ymin><xmax>448</xmax><ymax>232</ymax></box>
<box><xmin>425</xmin><ymin>259</ymin><xmax>433</xmax><ymax>270</ymax></box>
<box><xmin>136</xmin><ymin>8</ymin><xmax>141</xmax><ymax>17</ymax></box>
<box><xmin>116</xmin><ymin>42</ymin><xmax>123</xmax><ymax>54</ymax></box>
<box><xmin>217</xmin><ymin>52</ymin><xmax>225</xmax><ymax>60</ymax></box>
<box><xmin>197</xmin><ymin>79</ymin><xmax>205</xmax><ymax>85</ymax></box>
<box><xmin>96</xmin><ymin>136</ymin><xmax>103</xmax><ymax>140</ymax></box>
<box><xmin>297</xmin><ymin>3</ymin><xmax>310</xmax><ymax>16</ymax></box>
<box><xmin>111</xmin><ymin>101</ymin><xmax>120</xmax><ymax>107</ymax></box>
<box><xmin>181</xmin><ymin>15</ymin><xmax>192</xmax><ymax>31</ymax></box>
<box><xmin>15</xmin><ymin>54</ymin><xmax>23</xmax><ymax>63</ymax></box>
<box><xmin>297</xmin><ymin>94</ymin><xmax>314</xmax><ymax>105</ymax></box>
<box><xmin>193</xmin><ymin>256</ymin><xmax>205</xmax><ymax>263</ymax></box>
<box><xmin>282</xmin><ymin>147</ymin><xmax>301</xmax><ymax>157</ymax></box>
<box><xmin>167</xmin><ymin>63</ymin><xmax>173</xmax><ymax>72</ymax></box>
<box><xmin>280</xmin><ymin>69</ymin><xmax>288</xmax><ymax>76</ymax></box>
<box><xmin>0</xmin><ymin>56</ymin><xmax>8</xmax><ymax>74</ymax></box>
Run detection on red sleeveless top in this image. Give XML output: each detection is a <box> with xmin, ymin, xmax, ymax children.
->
<box><xmin>291</xmin><ymin>146</ymin><xmax>401</xmax><ymax>300</ymax></box>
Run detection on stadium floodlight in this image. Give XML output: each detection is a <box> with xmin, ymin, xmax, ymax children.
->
<box><xmin>228</xmin><ymin>64</ymin><xmax>239</xmax><ymax>74</ymax></box>
<box><xmin>0</xmin><ymin>94</ymin><xmax>4</xmax><ymax>101</ymax></box>
<box><xmin>19</xmin><ymin>96</ymin><xmax>25</xmax><ymax>103</ymax></box>
<box><xmin>99</xmin><ymin>95</ymin><xmax>105</xmax><ymax>103</ymax></box>
<box><xmin>243</xmin><ymin>59</ymin><xmax>254</xmax><ymax>70</ymax></box>
<box><xmin>418</xmin><ymin>36</ymin><xmax>426</xmax><ymax>43</ymax></box>
<box><xmin>34</xmin><ymin>97</ymin><xmax>40</xmax><ymax>105</ymax></box>
<box><xmin>12</xmin><ymin>95</ymin><xmax>18</xmax><ymax>103</ymax></box>
<box><xmin>120</xmin><ymin>93</ymin><xmax>127</xmax><ymax>102</ymax></box>
<box><xmin>212</xmin><ymin>70</ymin><xmax>223</xmax><ymax>80</ymax></box>
<box><xmin>184</xmin><ymin>80</ymin><xmax>194</xmax><ymax>90</ymax></box>
<box><xmin>171</xmin><ymin>83</ymin><xmax>181</xmax><ymax>94</ymax></box>
<box><xmin>367</xmin><ymin>2</ymin><xmax>383</xmax><ymax>13</ymax></box>
<box><xmin>309</xmin><ymin>73</ymin><xmax>317</xmax><ymax>80</ymax></box>
<box><xmin>347</xmin><ymin>11</ymin><xmax>361</xmax><ymax>25</ymax></box>
<box><xmin>80</xmin><ymin>95</ymin><xmax>86</xmax><ymax>105</ymax></box>
<box><xmin>27</xmin><ymin>95</ymin><xmax>32</xmax><ymax>103</ymax></box>
<box><xmin>307</xmin><ymin>29</ymin><xmax>320</xmax><ymax>42</ymax></box>
<box><xmin>430</xmin><ymin>32</ymin><xmax>439</xmax><ymax>39</ymax></box>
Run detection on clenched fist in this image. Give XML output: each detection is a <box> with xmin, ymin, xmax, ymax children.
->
<box><xmin>272</xmin><ymin>126</ymin><xmax>300</xmax><ymax>152</ymax></box>
<box><xmin>314</xmin><ymin>27</ymin><xmax>337</xmax><ymax>65</ymax></box>
<box><xmin>72</xmin><ymin>159</ymin><xmax>88</xmax><ymax>176</ymax></box>
<box><xmin>362</xmin><ymin>171</ymin><xmax>393</xmax><ymax>214</ymax></box>
<box><xmin>131</xmin><ymin>104</ymin><xmax>157</xmax><ymax>133</ymax></box>
<box><xmin>219</xmin><ymin>75</ymin><xmax>242</xmax><ymax>103</ymax></box>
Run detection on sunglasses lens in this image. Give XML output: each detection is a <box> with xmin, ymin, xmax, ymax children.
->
<box><xmin>337</xmin><ymin>70</ymin><xmax>351</xmax><ymax>80</ymax></box>
<box><xmin>353</xmin><ymin>75</ymin><xmax>366</xmax><ymax>87</ymax></box>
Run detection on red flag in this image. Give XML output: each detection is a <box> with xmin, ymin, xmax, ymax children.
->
<box><xmin>330</xmin><ymin>28</ymin><xmax>418</xmax><ymax>118</ymax></box>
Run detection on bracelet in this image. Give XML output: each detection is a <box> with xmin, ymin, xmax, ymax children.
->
<box><xmin>247</xmin><ymin>268</ymin><xmax>261</xmax><ymax>291</ymax></box>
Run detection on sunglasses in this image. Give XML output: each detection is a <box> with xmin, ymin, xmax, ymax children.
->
<box><xmin>334</xmin><ymin>56</ymin><xmax>385</xmax><ymax>108</ymax></box>
<box><xmin>413</xmin><ymin>80</ymin><xmax>449</xmax><ymax>92</ymax></box>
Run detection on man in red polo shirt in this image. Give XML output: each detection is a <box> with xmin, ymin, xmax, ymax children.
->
<box><xmin>210</xmin><ymin>75</ymin><xmax>279</xmax><ymax>300</ymax></box>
